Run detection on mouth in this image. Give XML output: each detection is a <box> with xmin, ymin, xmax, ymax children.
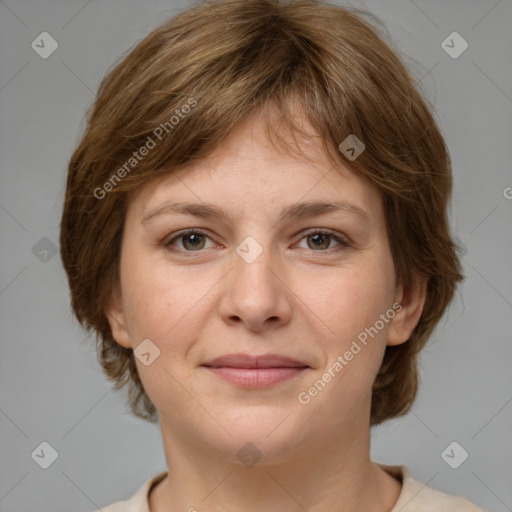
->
<box><xmin>201</xmin><ymin>353</ymin><xmax>310</xmax><ymax>388</ymax></box>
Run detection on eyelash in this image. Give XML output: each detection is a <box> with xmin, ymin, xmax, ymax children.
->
<box><xmin>164</xmin><ymin>228</ymin><xmax>351</xmax><ymax>254</ymax></box>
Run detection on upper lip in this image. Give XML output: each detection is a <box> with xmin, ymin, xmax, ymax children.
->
<box><xmin>202</xmin><ymin>353</ymin><xmax>309</xmax><ymax>369</ymax></box>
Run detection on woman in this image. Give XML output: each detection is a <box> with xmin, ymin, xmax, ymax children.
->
<box><xmin>60</xmin><ymin>0</ymin><xmax>483</xmax><ymax>510</ymax></box>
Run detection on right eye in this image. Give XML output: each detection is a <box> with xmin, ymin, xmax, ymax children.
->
<box><xmin>164</xmin><ymin>229</ymin><xmax>216</xmax><ymax>252</ymax></box>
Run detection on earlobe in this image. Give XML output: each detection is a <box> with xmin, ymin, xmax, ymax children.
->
<box><xmin>387</xmin><ymin>276</ymin><xmax>428</xmax><ymax>346</ymax></box>
<box><xmin>104</xmin><ymin>286</ymin><xmax>132</xmax><ymax>349</ymax></box>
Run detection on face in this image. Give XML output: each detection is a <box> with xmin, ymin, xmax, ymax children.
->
<box><xmin>106</xmin><ymin>112</ymin><xmax>423</xmax><ymax>464</ymax></box>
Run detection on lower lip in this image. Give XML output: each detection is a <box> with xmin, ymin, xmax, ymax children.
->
<box><xmin>203</xmin><ymin>367</ymin><xmax>307</xmax><ymax>388</ymax></box>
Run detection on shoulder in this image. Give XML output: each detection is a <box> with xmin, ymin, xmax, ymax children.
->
<box><xmin>378</xmin><ymin>464</ymin><xmax>484</xmax><ymax>512</ymax></box>
<box><xmin>90</xmin><ymin>471</ymin><xmax>168</xmax><ymax>512</ymax></box>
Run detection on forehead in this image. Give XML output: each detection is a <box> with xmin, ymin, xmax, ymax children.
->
<box><xmin>127</xmin><ymin>112</ymin><xmax>383</xmax><ymax>224</ymax></box>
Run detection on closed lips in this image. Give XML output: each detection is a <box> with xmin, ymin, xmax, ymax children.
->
<box><xmin>201</xmin><ymin>354</ymin><xmax>310</xmax><ymax>388</ymax></box>
<box><xmin>202</xmin><ymin>354</ymin><xmax>309</xmax><ymax>369</ymax></box>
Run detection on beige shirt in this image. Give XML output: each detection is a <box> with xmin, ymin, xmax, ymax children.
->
<box><xmin>96</xmin><ymin>464</ymin><xmax>484</xmax><ymax>511</ymax></box>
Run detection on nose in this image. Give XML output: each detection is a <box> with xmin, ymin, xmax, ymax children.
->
<box><xmin>217</xmin><ymin>241</ymin><xmax>293</xmax><ymax>332</ymax></box>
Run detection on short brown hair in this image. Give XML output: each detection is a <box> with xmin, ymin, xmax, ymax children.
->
<box><xmin>60</xmin><ymin>0</ymin><xmax>463</xmax><ymax>425</ymax></box>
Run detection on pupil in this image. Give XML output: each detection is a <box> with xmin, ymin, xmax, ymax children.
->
<box><xmin>310</xmin><ymin>233</ymin><xmax>328</xmax><ymax>249</ymax></box>
<box><xmin>186</xmin><ymin>233</ymin><xmax>203</xmax><ymax>249</ymax></box>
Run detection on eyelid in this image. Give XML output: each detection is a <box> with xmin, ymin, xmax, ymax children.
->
<box><xmin>164</xmin><ymin>227</ymin><xmax>352</xmax><ymax>253</ymax></box>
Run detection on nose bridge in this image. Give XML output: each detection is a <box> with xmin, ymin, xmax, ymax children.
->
<box><xmin>218</xmin><ymin>234</ymin><xmax>292</xmax><ymax>330</ymax></box>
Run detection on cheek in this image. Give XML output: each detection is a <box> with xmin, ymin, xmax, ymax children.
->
<box><xmin>119</xmin><ymin>253</ymin><xmax>213</xmax><ymax>411</ymax></box>
<box><xmin>120</xmin><ymin>249</ymin><xmax>215</xmax><ymax>349</ymax></box>
<box><xmin>302</xmin><ymin>256</ymin><xmax>395</xmax><ymax>377</ymax></box>
<box><xmin>306</xmin><ymin>262</ymin><xmax>394</xmax><ymax>337</ymax></box>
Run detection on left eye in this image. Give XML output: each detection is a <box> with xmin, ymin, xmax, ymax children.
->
<box><xmin>165</xmin><ymin>229</ymin><xmax>349</xmax><ymax>252</ymax></box>
<box><xmin>297</xmin><ymin>231</ymin><xmax>349</xmax><ymax>251</ymax></box>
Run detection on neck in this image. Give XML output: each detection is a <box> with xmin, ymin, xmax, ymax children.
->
<box><xmin>149</xmin><ymin>420</ymin><xmax>402</xmax><ymax>512</ymax></box>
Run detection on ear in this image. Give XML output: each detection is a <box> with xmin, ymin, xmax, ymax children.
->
<box><xmin>104</xmin><ymin>285</ymin><xmax>132</xmax><ymax>349</ymax></box>
<box><xmin>387</xmin><ymin>275</ymin><xmax>428</xmax><ymax>346</ymax></box>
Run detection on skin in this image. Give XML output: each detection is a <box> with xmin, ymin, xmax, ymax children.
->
<box><xmin>106</xmin><ymin>109</ymin><xmax>427</xmax><ymax>512</ymax></box>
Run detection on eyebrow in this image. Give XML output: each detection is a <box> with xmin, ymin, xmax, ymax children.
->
<box><xmin>141</xmin><ymin>200</ymin><xmax>370</xmax><ymax>225</ymax></box>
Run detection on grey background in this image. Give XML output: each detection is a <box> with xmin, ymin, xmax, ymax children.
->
<box><xmin>0</xmin><ymin>0</ymin><xmax>511</xmax><ymax>510</ymax></box>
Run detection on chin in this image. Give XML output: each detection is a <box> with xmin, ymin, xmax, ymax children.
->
<box><xmin>204</xmin><ymin>406</ymin><xmax>312</xmax><ymax>465</ymax></box>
